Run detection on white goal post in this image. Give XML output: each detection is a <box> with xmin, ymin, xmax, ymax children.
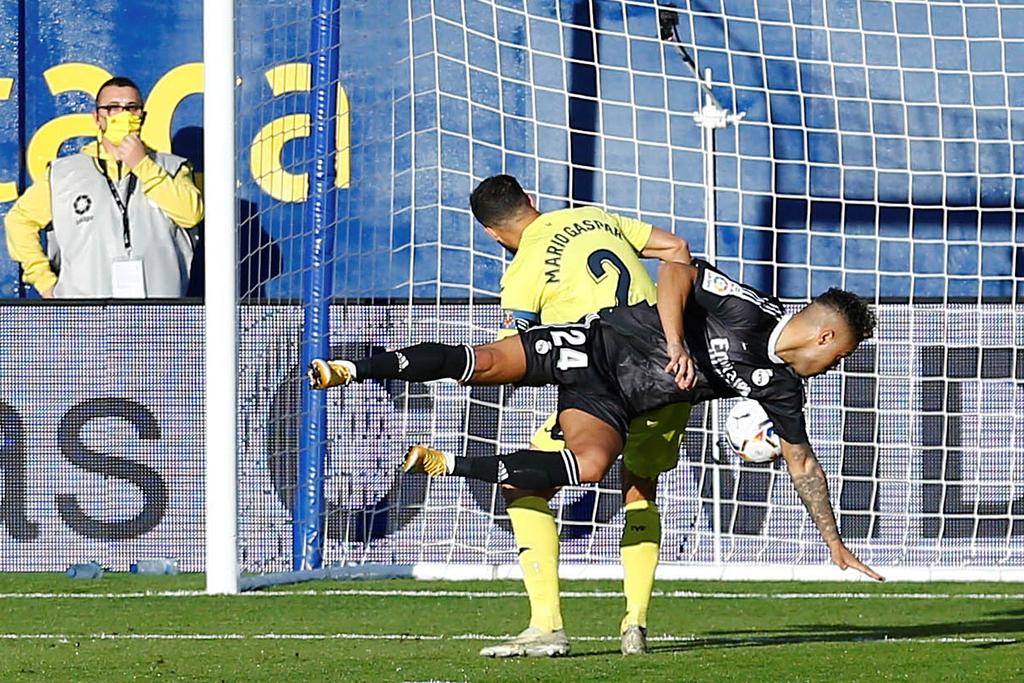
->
<box><xmin>203</xmin><ymin>0</ymin><xmax>240</xmax><ymax>595</ymax></box>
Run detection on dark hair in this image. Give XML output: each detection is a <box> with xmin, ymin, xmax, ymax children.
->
<box><xmin>95</xmin><ymin>76</ymin><xmax>143</xmax><ymax>103</ymax></box>
<box><xmin>814</xmin><ymin>288</ymin><xmax>876</xmax><ymax>342</ymax></box>
<box><xmin>470</xmin><ymin>175</ymin><xmax>530</xmax><ymax>227</ymax></box>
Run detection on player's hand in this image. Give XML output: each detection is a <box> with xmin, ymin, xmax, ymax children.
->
<box><xmin>829</xmin><ymin>540</ymin><xmax>884</xmax><ymax>582</ymax></box>
<box><xmin>117</xmin><ymin>134</ymin><xmax>147</xmax><ymax>169</ymax></box>
<box><xmin>664</xmin><ymin>341</ymin><xmax>696</xmax><ymax>390</ymax></box>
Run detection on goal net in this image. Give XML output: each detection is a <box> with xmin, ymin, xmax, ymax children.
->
<box><xmin>216</xmin><ymin>0</ymin><xmax>1024</xmax><ymax>588</ymax></box>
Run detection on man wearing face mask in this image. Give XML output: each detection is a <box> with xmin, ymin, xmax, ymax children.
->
<box><xmin>4</xmin><ymin>76</ymin><xmax>204</xmax><ymax>298</ymax></box>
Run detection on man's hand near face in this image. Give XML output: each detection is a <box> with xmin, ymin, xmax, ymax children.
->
<box><xmin>116</xmin><ymin>134</ymin><xmax>147</xmax><ymax>169</ymax></box>
<box><xmin>101</xmin><ymin>133</ymin><xmax>147</xmax><ymax>169</ymax></box>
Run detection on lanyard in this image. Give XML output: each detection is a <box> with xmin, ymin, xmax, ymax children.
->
<box><xmin>97</xmin><ymin>159</ymin><xmax>138</xmax><ymax>251</ymax></box>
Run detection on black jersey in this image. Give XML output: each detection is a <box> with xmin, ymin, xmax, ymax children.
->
<box><xmin>594</xmin><ymin>259</ymin><xmax>810</xmax><ymax>445</ymax></box>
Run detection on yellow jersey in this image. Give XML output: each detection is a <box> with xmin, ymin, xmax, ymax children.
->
<box><xmin>498</xmin><ymin>206</ymin><xmax>655</xmax><ymax>334</ymax></box>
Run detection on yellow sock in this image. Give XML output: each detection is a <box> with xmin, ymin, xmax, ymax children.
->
<box><xmin>620</xmin><ymin>499</ymin><xmax>661</xmax><ymax>632</ymax></box>
<box><xmin>508</xmin><ymin>496</ymin><xmax>563</xmax><ymax>632</ymax></box>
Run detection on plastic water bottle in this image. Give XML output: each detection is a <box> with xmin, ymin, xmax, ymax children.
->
<box><xmin>65</xmin><ymin>562</ymin><xmax>103</xmax><ymax>579</ymax></box>
<box><xmin>130</xmin><ymin>558</ymin><xmax>179</xmax><ymax>576</ymax></box>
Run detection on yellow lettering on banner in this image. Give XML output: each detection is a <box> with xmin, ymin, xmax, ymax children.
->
<box><xmin>0</xmin><ymin>77</ymin><xmax>15</xmax><ymax>202</ymax></box>
<box><xmin>335</xmin><ymin>84</ymin><xmax>350</xmax><ymax>189</ymax></box>
<box><xmin>142</xmin><ymin>62</ymin><xmax>204</xmax><ymax>153</ymax></box>
<box><xmin>266</xmin><ymin>63</ymin><xmax>311</xmax><ymax>95</ymax></box>
<box><xmin>25</xmin><ymin>64</ymin><xmax>112</xmax><ymax>182</ymax></box>
<box><xmin>251</xmin><ymin>63</ymin><xmax>350</xmax><ymax>202</ymax></box>
<box><xmin>250</xmin><ymin>113</ymin><xmax>310</xmax><ymax>202</ymax></box>
<box><xmin>19</xmin><ymin>61</ymin><xmax>349</xmax><ymax>203</ymax></box>
<box><xmin>251</xmin><ymin>64</ymin><xmax>311</xmax><ymax>203</ymax></box>
<box><xmin>43</xmin><ymin>63</ymin><xmax>111</xmax><ymax>96</ymax></box>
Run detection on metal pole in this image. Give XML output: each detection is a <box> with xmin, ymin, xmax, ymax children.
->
<box><xmin>295</xmin><ymin>0</ymin><xmax>341</xmax><ymax>571</ymax></box>
<box><xmin>691</xmin><ymin>66</ymin><xmax>744</xmax><ymax>569</ymax></box>
<box><xmin>702</xmin><ymin>68</ymin><xmax>723</xmax><ymax>567</ymax></box>
<box><xmin>662</xmin><ymin>7</ymin><xmax>745</xmax><ymax>569</ymax></box>
<box><xmin>203</xmin><ymin>0</ymin><xmax>239</xmax><ymax>594</ymax></box>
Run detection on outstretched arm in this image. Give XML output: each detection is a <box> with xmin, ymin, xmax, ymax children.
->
<box><xmin>781</xmin><ymin>439</ymin><xmax>884</xmax><ymax>581</ymax></box>
<box><xmin>641</xmin><ymin>227</ymin><xmax>691</xmax><ymax>265</ymax></box>
<box><xmin>656</xmin><ymin>262</ymin><xmax>698</xmax><ymax>389</ymax></box>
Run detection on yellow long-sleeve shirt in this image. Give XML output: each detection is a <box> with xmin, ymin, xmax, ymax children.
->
<box><xmin>4</xmin><ymin>140</ymin><xmax>204</xmax><ymax>295</ymax></box>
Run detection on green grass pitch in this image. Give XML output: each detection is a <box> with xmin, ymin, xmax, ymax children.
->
<box><xmin>0</xmin><ymin>574</ymin><xmax>1021</xmax><ymax>682</ymax></box>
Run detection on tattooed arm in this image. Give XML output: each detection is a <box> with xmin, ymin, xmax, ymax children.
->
<box><xmin>781</xmin><ymin>439</ymin><xmax>884</xmax><ymax>581</ymax></box>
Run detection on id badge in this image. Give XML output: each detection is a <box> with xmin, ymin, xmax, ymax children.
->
<box><xmin>111</xmin><ymin>257</ymin><xmax>147</xmax><ymax>298</ymax></box>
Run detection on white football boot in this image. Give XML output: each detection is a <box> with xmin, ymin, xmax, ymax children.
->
<box><xmin>478</xmin><ymin>627</ymin><xmax>571</xmax><ymax>658</ymax></box>
<box><xmin>620</xmin><ymin>624</ymin><xmax>648</xmax><ymax>655</ymax></box>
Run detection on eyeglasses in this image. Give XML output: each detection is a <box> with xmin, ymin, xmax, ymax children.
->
<box><xmin>96</xmin><ymin>103</ymin><xmax>143</xmax><ymax>115</ymax></box>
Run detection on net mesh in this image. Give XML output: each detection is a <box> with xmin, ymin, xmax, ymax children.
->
<box><xmin>232</xmin><ymin>0</ymin><xmax>1024</xmax><ymax>575</ymax></box>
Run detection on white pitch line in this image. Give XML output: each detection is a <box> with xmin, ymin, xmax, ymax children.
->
<box><xmin>0</xmin><ymin>633</ymin><xmax>1017</xmax><ymax>645</ymax></box>
<box><xmin>2</xmin><ymin>588</ymin><xmax>1023</xmax><ymax>600</ymax></box>
<box><xmin>456</xmin><ymin>634</ymin><xmax>1023</xmax><ymax>645</ymax></box>
<box><xmin>660</xmin><ymin>590</ymin><xmax>1024</xmax><ymax>601</ymax></box>
<box><xmin>0</xmin><ymin>633</ymin><xmax>442</xmax><ymax>641</ymax></box>
<box><xmin>0</xmin><ymin>591</ymin><xmax>210</xmax><ymax>599</ymax></box>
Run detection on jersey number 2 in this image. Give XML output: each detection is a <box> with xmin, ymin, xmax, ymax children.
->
<box><xmin>587</xmin><ymin>249</ymin><xmax>632</xmax><ymax>306</ymax></box>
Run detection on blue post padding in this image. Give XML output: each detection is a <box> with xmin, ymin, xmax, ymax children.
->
<box><xmin>295</xmin><ymin>0</ymin><xmax>341</xmax><ymax>571</ymax></box>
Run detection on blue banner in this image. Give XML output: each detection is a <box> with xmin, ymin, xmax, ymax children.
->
<box><xmin>1</xmin><ymin>2</ymin><xmax>1022</xmax><ymax>301</ymax></box>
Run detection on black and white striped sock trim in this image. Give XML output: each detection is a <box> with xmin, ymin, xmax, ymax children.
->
<box><xmin>560</xmin><ymin>448</ymin><xmax>581</xmax><ymax>486</ymax></box>
<box><xmin>458</xmin><ymin>344</ymin><xmax>476</xmax><ymax>383</ymax></box>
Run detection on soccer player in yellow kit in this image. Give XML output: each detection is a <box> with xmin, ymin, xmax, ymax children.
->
<box><xmin>469</xmin><ymin>175</ymin><xmax>691</xmax><ymax>656</ymax></box>
<box><xmin>312</xmin><ymin>174</ymin><xmax>692</xmax><ymax>654</ymax></box>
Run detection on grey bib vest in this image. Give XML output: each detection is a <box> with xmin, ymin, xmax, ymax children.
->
<box><xmin>48</xmin><ymin>152</ymin><xmax>195</xmax><ymax>297</ymax></box>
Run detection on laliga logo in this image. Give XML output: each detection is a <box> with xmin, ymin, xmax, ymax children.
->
<box><xmin>710</xmin><ymin>274</ymin><xmax>729</xmax><ymax>295</ymax></box>
<box><xmin>72</xmin><ymin>194</ymin><xmax>91</xmax><ymax>215</ymax></box>
<box><xmin>703</xmin><ymin>272</ymin><xmax>737</xmax><ymax>297</ymax></box>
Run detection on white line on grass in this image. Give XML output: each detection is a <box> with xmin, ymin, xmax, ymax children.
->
<box><xmin>0</xmin><ymin>633</ymin><xmax>1017</xmax><ymax>645</ymax></box>
<box><xmin>2</xmin><ymin>589</ymin><xmax>1023</xmax><ymax>600</ymax></box>
<box><xmin>0</xmin><ymin>633</ymin><xmax>442</xmax><ymax>641</ymax></box>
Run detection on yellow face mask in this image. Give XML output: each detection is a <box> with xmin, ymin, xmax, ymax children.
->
<box><xmin>101</xmin><ymin>111</ymin><xmax>143</xmax><ymax>145</ymax></box>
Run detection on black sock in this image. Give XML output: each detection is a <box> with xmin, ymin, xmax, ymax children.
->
<box><xmin>353</xmin><ymin>343</ymin><xmax>474</xmax><ymax>383</ymax></box>
<box><xmin>452</xmin><ymin>449</ymin><xmax>581</xmax><ymax>489</ymax></box>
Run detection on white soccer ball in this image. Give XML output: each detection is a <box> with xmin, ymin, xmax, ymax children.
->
<box><xmin>725</xmin><ymin>399</ymin><xmax>782</xmax><ymax>463</ymax></box>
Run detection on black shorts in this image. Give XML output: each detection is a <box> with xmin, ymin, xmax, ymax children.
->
<box><xmin>516</xmin><ymin>319</ymin><xmax>630</xmax><ymax>441</ymax></box>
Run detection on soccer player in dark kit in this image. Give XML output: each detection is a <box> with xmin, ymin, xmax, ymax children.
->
<box><xmin>309</xmin><ymin>259</ymin><xmax>884</xmax><ymax>581</ymax></box>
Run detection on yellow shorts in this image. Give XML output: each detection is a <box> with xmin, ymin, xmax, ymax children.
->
<box><xmin>530</xmin><ymin>402</ymin><xmax>692</xmax><ymax>480</ymax></box>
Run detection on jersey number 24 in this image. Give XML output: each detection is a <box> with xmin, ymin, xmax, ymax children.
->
<box><xmin>550</xmin><ymin>329</ymin><xmax>589</xmax><ymax>371</ymax></box>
